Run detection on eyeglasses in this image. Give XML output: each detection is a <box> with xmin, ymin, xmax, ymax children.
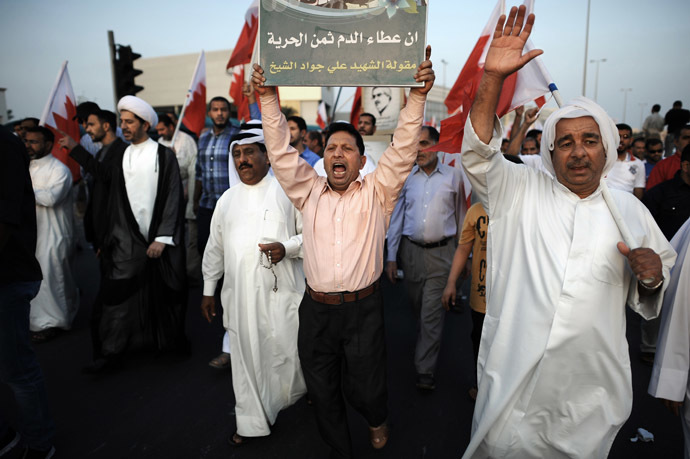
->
<box><xmin>648</xmin><ymin>149</ymin><xmax>663</xmax><ymax>154</ymax></box>
<box><xmin>620</xmin><ymin>134</ymin><xmax>632</xmax><ymax>140</ymax></box>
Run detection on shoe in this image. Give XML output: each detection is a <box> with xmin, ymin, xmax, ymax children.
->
<box><xmin>30</xmin><ymin>328</ymin><xmax>59</xmax><ymax>343</ymax></box>
<box><xmin>228</xmin><ymin>432</ymin><xmax>249</xmax><ymax>447</ymax></box>
<box><xmin>369</xmin><ymin>422</ymin><xmax>389</xmax><ymax>450</ymax></box>
<box><xmin>21</xmin><ymin>446</ymin><xmax>55</xmax><ymax>459</ymax></box>
<box><xmin>0</xmin><ymin>430</ymin><xmax>20</xmax><ymax>457</ymax></box>
<box><xmin>639</xmin><ymin>352</ymin><xmax>655</xmax><ymax>367</ymax></box>
<box><xmin>416</xmin><ymin>373</ymin><xmax>436</xmax><ymax>391</ymax></box>
<box><xmin>208</xmin><ymin>352</ymin><xmax>231</xmax><ymax>370</ymax></box>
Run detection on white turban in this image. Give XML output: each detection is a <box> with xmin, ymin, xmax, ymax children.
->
<box><xmin>540</xmin><ymin>96</ymin><xmax>619</xmax><ymax>178</ymax></box>
<box><xmin>229</xmin><ymin>120</ymin><xmax>265</xmax><ymax>151</ymax></box>
<box><xmin>117</xmin><ymin>95</ymin><xmax>158</xmax><ymax>128</ymax></box>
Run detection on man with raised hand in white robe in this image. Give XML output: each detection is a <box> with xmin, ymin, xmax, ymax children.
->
<box><xmin>25</xmin><ymin>126</ymin><xmax>79</xmax><ymax>341</ymax></box>
<box><xmin>649</xmin><ymin>217</ymin><xmax>690</xmax><ymax>458</ymax></box>
<box><xmin>200</xmin><ymin>123</ymin><xmax>306</xmax><ymax>446</ymax></box>
<box><xmin>460</xmin><ymin>7</ymin><xmax>676</xmax><ymax>458</ymax></box>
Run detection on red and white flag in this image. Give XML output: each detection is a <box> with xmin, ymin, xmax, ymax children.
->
<box><xmin>437</xmin><ymin>0</ymin><xmax>555</xmax><ymax>153</ymax></box>
<box><xmin>39</xmin><ymin>61</ymin><xmax>81</xmax><ymax>182</ymax></box>
<box><xmin>350</xmin><ymin>87</ymin><xmax>362</xmax><ymax>126</ymax></box>
<box><xmin>316</xmin><ymin>101</ymin><xmax>328</xmax><ymax>129</ymax></box>
<box><xmin>180</xmin><ymin>50</ymin><xmax>206</xmax><ymax>137</ymax></box>
<box><xmin>227</xmin><ymin>0</ymin><xmax>259</xmax><ymax>122</ymax></box>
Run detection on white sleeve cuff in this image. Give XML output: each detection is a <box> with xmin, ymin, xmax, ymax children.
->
<box><xmin>155</xmin><ymin>236</ymin><xmax>175</xmax><ymax>246</ymax></box>
<box><xmin>203</xmin><ymin>280</ymin><xmax>218</xmax><ymax>297</ymax></box>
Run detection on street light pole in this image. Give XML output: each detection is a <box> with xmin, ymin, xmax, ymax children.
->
<box><xmin>440</xmin><ymin>59</ymin><xmax>448</xmax><ymax>90</ymax></box>
<box><xmin>621</xmin><ymin>88</ymin><xmax>632</xmax><ymax>123</ymax></box>
<box><xmin>582</xmin><ymin>0</ymin><xmax>591</xmax><ymax>96</ymax></box>
<box><xmin>589</xmin><ymin>58</ymin><xmax>606</xmax><ymax>102</ymax></box>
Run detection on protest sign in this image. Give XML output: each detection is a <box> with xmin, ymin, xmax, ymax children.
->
<box><xmin>259</xmin><ymin>0</ymin><xmax>427</xmax><ymax>86</ymax></box>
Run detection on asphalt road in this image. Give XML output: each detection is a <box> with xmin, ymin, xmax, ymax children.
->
<box><xmin>1</xmin><ymin>246</ymin><xmax>684</xmax><ymax>458</ymax></box>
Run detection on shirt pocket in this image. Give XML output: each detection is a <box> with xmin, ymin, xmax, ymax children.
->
<box><xmin>590</xmin><ymin>233</ymin><xmax>625</xmax><ymax>287</ymax></box>
<box><xmin>260</xmin><ymin>209</ymin><xmax>286</xmax><ymax>243</ymax></box>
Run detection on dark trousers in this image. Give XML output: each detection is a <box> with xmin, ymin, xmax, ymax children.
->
<box><xmin>298</xmin><ymin>289</ymin><xmax>388</xmax><ymax>459</ymax></box>
<box><xmin>196</xmin><ymin>206</ymin><xmax>214</xmax><ymax>257</ymax></box>
<box><xmin>471</xmin><ymin>309</ymin><xmax>485</xmax><ymax>374</ymax></box>
<box><xmin>0</xmin><ymin>281</ymin><xmax>54</xmax><ymax>450</ymax></box>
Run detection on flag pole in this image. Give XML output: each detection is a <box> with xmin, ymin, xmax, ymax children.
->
<box><xmin>172</xmin><ymin>50</ymin><xmax>204</xmax><ymax>146</ymax></box>
<box><xmin>39</xmin><ymin>61</ymin><xmax>68</xmax><ymax>126</ymax></box>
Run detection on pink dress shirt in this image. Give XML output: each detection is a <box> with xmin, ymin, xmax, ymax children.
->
<box><xmin>260</xmin><ymin>90</ymin><xmax>426</xmax><ymax>292</ymax></box>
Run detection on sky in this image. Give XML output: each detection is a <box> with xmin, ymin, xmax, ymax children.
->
<box><xmin>1</xmin><ymin>0</ymin><xmax>689</xmax><ymax>128</ymax></box>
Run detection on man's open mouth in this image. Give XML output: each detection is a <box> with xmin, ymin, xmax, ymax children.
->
<box><xmin>332</xmin><ymin>162</ymin><xmax>346</xmax><ymax>176</ymax></box>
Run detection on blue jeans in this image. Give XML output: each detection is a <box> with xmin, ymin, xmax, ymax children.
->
<box><xmin>0</xmin><ymin>281</ymin><xmax>55</xmax><ymax>450</ymax></box>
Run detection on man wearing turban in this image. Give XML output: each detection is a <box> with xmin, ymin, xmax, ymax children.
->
<box><xmin>71</xmin><ymin>95</ymin><xmax>188</xmax><ymax>372</ymax></box>
<box><xmin>460</xmin><ymin>7</ymin><xmax>676</xmax><ymax>458</ymax></box>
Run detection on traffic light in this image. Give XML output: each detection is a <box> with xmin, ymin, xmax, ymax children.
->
<box><xmin>114</xmin><ymin>45</ymin><xmax>144</xmax><ymax>99</ymax></box>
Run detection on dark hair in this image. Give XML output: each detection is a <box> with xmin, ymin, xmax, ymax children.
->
<box><xmin>645</xmin><ymin>138</ymin><xmax>663</xmax><ymax>150</ymax></box>
<box><xmin>26</xmin><ymin>126</ymin><xmax>54</xmax><ymax>144</ymax></box>
<box><xmin>306</xmin><ymin>130</ymin><xmax>323</xmax><ymax>147</ymax></box>
<box><xmin>21</xmin><ymin>117</ymin><xmax>39</xmax><ymax>127</ymax></box>
<box><xmin>287</xmin><ymin>116</ymin><xmax>307</xmax><ymax>132</ymax></box>
<box><xmin>158</xmin><ymin>114</ymin><xmax>176</xmax><ymax>128</ymax></box>
<box><xmin>75</xmin><ymin>101</ymin><xmax>100</xmax><ymax>123</ymax></box>
<box><xmin>421</xmin><ymin>126</ymin><xmax>440</xmax><ymax>143</ymax></box>
<box><xmin>208</xmin><ymin>96</ymin><xmax>231</xmax><ymax>111</ymax></box>
<box><xmin>525</xmin><ymin>129</ymin><xmax>542</xmax><ymax>139</ymax></box>
<box><xmin>652</xmin><ymin>104</ymin><xmax>661</xmax><ymax>112</ymax></box>
<box><xmin>673</xmin><ymin>100</ymin><xmax>683</xmax><ymax>108</ymax></box>
<box><xmin>616</xmin><ymin>123</ymin><xmax>632</xmax><ymax>134</ymax></box>
<box><xmin>325</xmin><ymin>122</ymin><xmax>365</xmax><ymax>155</ymax></box>
<box><xmin>359</xmin><ymin>112</ymin><xmax>376</xmax><ymax>126</ymax></box>
<box><xmin>93</xmin><ymin>110</ymin><xmax>117</xmax><ymax>132</ymax></box>
<box><xmin>632</xmin><ymin>136</ymin><xmax>646</xmax><ymax>144</ymax></box>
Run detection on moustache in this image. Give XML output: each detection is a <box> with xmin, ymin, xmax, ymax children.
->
<box><xmin>238</xmin><ymin>163</ymin><xmax>253</xmax><ymax>170</ymax></box>
<box><xmin>566</xmin><ymin>160</ymin><xmax>591</xmax><ymax>169</ymax></box>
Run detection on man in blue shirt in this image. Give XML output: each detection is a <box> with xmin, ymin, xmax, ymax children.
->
<box><xmin>287</xmin><ymin>115</ymin><xmax>320</xmax><ymax>166</ymax></box>
<box><xmin>385</xmin><ymin>126</ymin><xmax>467</xmax><ymax>391</ymax></box>
<box><xmin>194</xmin><ymin>96</ymin><xmax>239</xmax><ymax>256</ymax></box>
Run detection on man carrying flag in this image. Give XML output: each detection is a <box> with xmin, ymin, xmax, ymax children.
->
<box><xmin>39</xmin><ymin>61</ymin><xmax>81</xmax><ymax>182</ymax></box>
<box><xmin>460</xmin><ymin>7</ymin><xmax>675</xmax><ymax>458</ymax></box>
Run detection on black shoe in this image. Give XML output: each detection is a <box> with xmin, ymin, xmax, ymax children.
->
<box><xmin>0</xmin><ymin>429</ymin><xmax>20</xmax><ymax>457</ymax></box>
<box><xmin>21</xmin><ymin>446</ymin><xmax>55</xmax><ymax>459</ymax></box>
<box><xmin>416</xmin><ymin>373</ymin><xmax>436</xmax><ymax>391</ymax></box>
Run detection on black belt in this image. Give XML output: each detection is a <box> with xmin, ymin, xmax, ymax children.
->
<box><xmin>405</xmin><ymin>236</ymin><xmax>452</xmax><ymax>249</ymax></box>
<box><xmin>306</xmin><ymin>280</ymin><xmax>380</xmax><ymax>305</ymax></box>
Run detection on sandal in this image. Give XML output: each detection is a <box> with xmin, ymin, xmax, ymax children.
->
<box><xmin>369</xmin><ymin>422</ymin><xmax>389</xmax><ymax>450</ymax></box>
<box><xmin>208</xmin><ymin>352</ymin><xmax>231</xmax><ymax>369</ymax></box>
<box><xmin>228</xmin><ymin>432</ymin><xmax>249</xmax><ymax>447</ymax></box>
<box><xmin>31</xmin><ymin>328</ymin><xmax>59</xmax><ymax>343</ymax></box>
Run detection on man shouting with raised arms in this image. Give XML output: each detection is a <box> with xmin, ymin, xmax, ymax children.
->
<box><xmin>460</xmin><ymin>7</ymin><xmax>675</xmax><ymax>458</ymax></box>
<box><xmin>253</xmin><ymin>47</ymin><xmax>434</xmax><ymax>458</ymax></box>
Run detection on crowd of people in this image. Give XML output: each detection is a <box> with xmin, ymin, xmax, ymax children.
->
<box><xmin>2</xmin><ymin>6</ymin><xmax>690</xmax><ymax>459</ymax></box>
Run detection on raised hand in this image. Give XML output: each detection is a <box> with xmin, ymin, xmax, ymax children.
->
<box><xmin>251</xmin><ymin>64</ymin><xmax>275</xmax><ymax>98</ymax></box>
<box><xmin>483</xmin><ymin>5</ymin><xmax>542</xmax><ymax>81</ymax></box>
<box><xmin>410</xmin><ymin>45</ymin><xmax>435</xmax><ymax>96</ymax></box>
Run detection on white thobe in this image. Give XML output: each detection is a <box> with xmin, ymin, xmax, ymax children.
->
<box><xmin>461</xmin><ymin>117</ymin><xmax>676</xmax><ymax>458</ymax></box>
<box><xmin>122</xmin><ymin>138</ymin><xmax>173</xmax><ymax>245</ymax></box>
<box><xmin>158</xmin><ymin>131</ymin><xmax>197</xmax><ymax>220</ymax></box>
<box><xmin>649</xmin><ymin>217</ymin><xmax>690</xmax><ymax>459</ymax></box>
<box><xmin>29</xmin><ymin>155</ymin><xmax>79</xmax><ymax>331</ymax></box>
<box><xmin>202</xmin><ymin>174</ymin><xmax>306</xmax><ymax>437</ymax></box>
